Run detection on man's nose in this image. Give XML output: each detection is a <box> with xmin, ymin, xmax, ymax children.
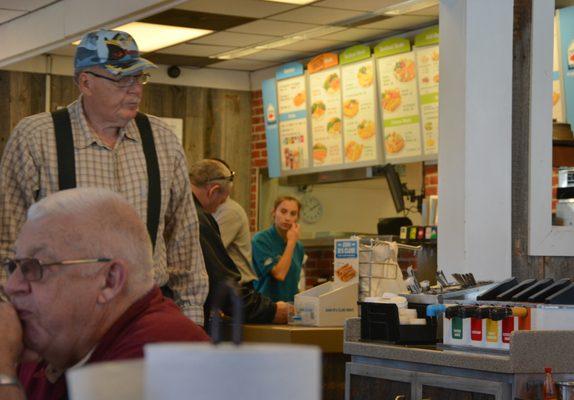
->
<box><xmin>4</xmin><ymin>267</ymin><xmax>31</xmax><ymax>296</ymax></box>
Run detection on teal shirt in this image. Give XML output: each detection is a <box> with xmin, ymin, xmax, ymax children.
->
<box><xmin>252</xmin><ymin>225</ymin><xmax>305</xmax><ymax>302</ymax></box>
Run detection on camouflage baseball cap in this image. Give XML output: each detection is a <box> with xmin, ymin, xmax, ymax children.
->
<box><xmin>74</xmin><ymin>29</ymin><xmax>157</xmax><ymax>76</ymax></box>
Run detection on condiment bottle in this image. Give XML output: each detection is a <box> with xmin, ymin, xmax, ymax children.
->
<box><xmin>444</xmin><ymin>305</ymin><xmax>474</xmax><ymax>346</ymax></box>
<box><xmin>543</xmin><ymin>367</ymin><xmax>558</xmax><ymax>400</ymax></box>
<box><xmin>485</xmin><ymin>307</ymin><xmax>512</xmax><ymax>349</ymax></box>
<box><xmin>443</xmin><ymin>305</ymin><xmax>462</xmax><ymax>345</ymax></box>
<box><xmin>470</xmin><ymin>306</ymin><xmax>490</xmax><ymax>346</ymax></box>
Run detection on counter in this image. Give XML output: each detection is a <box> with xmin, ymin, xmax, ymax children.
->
<box><xmin>243</xmin><ymin>324</ymin><xmax>343</xmax><ymax>352</ymax></box>
<box><xmin>344</xmin><ymin>318</ymin><xmax>574</xmax><ymax>399</ymax></box>
<box><xmin>243</xmin><ymin>324</ymin><xmax>347</xmax><ymax>400</ymax></box>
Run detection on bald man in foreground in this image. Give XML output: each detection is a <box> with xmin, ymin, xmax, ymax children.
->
<box><xmin>0</xmin><ymin>188</ymin><xmax>208</xmax><ymax>400</ymax></box>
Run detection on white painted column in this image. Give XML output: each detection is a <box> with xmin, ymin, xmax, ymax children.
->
<box><xmin>438</xmin><ymin>0</ymin><xmax>513</xmax><ymax>281</ymax></box>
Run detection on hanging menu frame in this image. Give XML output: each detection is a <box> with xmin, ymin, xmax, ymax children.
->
<box><xmin>276</xmin><ymin>63</ymin><xmax>310</xmax><ymax>175</ymax></box>
<box><xmin>265</xmin><ymin>28</ymin><xmax>441</xmax><ymax>177</ymax></box>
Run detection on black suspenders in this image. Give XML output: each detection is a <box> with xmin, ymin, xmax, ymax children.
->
<box><xmin>135</xmin><ymin>113</ymin><xmax>161</xmax><ymax>251</ymax></box>
<box><xmin>51</xmin><ymin>109</ymin><xmax>76</xmax><ymax>190</ymax></box>
<box><xmin>50</xmin><ymin>109</ymin><xmax>161</xmax><ymax>249</ymax></box>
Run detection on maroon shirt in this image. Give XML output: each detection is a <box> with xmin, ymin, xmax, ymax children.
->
<box><xmin>18</xmin><ymin>286</ymin><xmax>209</xmax><ymax>400</ymax></box>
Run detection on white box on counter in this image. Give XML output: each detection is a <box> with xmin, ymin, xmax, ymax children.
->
<box><xmin>294</xmin><ymin>282</ymin><xmax>358</xmax><ymax>326</ymax></box>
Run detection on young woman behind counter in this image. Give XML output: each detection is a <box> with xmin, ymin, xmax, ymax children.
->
<box><xmin>252</xmin><ymin>196</ymin><xmax>305</xmax><ymax>302</ymax></box>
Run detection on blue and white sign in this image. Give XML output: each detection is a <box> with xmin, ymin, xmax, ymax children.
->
<box><xmin>334</xmin><ymin>238</ymin><xmax>359</xmax><ymax>285</ymax></box>
<box><xmin>276</xmin><ymin>62</ymin><xmax>304</xmax><ymax>80</ymax></box>
<box><xmin>262</xmin><ymin>78</ymin><xmax>281</xmax><ymax>177</ymax></box>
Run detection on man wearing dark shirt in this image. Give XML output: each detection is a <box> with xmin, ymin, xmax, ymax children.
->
<box><xmin>189</xmin><ymin>159</ymin><xmax>291</xmax><ymax>325</ymax></box>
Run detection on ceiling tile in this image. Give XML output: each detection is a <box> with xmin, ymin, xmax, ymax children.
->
<box><xmin>313</xmin><ymin>0</ymin><xmax>403</xmax><ymax>12</ymax></box>
<box><xmin>0</xmin><ymin>9</ymin><xmax>25</xmax><ymax>24</ymax></box>
<box><xmin>317</xmin><ymin>27</ymin><xmax>393</xmax><ymax>42</ymax></box>
<box><xmin>0</xmin><ymin>0</ymin><xmax>54</xmax><ymax>11</ymax></box>
<box><xmin>141</xmin><ymin>9</ymin><xmax>255</xmax><ymax>30</ymax></box>
<box><xmin>191</xmin><ymin>31</ymin><xmax>278</xmax><ymax>47</ymax></box>
<box><xmin>241</xmin><ymin>49</ymin><xmax>304</xmax><ymax>62</ymax></box>
<box><xmin>279</xmin><ymin>38</ymin><xmax>349</xmax><ymax>52</ymax></box>
<box><xmin>269</xmin><ymin>5</ymin><xmax>364</xmax><ymax>25</ymax></box>
<box><xmin>410</xmin><ymin>5</ymin><xmax>439</xmax><ymax>17</ymax></box>
<box><xmin>156</xmin><ymin>43</ymin><xmax>236</xmax><ymax>57</ymax></box>
<box><xmin>360</xmin><ymin>15</ymin><xmax>436</xmax><ymax>30</ymax></box>
<box><xmin>228</xmin><ymin>19</ymin><xmax>320</xmax><ymax>36</ymax></box>
<box><xmin>175</xmin><ymin>0</ymin><xmax>299</xmax><ymax>19</ymax></box>
<box><xmin>145</xmin><ymin>53</ymin><xmax>218</xmax><ymax>68</ymax></box>
<box><xmin>208</xmin><ymin>58</ymin><xmax>278</xmax><ymax>71</ymax></box>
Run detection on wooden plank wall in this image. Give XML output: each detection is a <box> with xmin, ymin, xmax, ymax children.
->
<box><xmin>0</xmin><ymin>71</ymin><xmax>252</xmax><ymax>212</ymax></box>
<box><xmin>511</xmin><ymin>0</ymin><xmax>574</xmax><ymax>280</ymax></box>
<box><xmin>0</xmin><ymin>71</ymin><xmax>46</xmax><ymax>157</ymax></box>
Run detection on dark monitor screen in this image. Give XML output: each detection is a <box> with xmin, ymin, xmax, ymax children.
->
<box><xmin>383</xmin><ymin>164</ymin><xmax>405</xmax><ymax>213</ymax></box>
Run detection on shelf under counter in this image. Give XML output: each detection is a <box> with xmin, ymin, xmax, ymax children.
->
<box><xmin>244</xmin><ymin>324</ymin><xmax>347</xmax><ymax>399</ymax></box>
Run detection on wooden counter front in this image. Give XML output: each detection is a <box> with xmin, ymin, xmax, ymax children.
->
<box><xmin>242</xmin><ymin>324</ymin><xmax>344</xmax><ymax>353</ymax></box>
<box><xmin>242</xmin><ymin>324</ymin><xmax>347</xmax><ymax>400</ymax></box>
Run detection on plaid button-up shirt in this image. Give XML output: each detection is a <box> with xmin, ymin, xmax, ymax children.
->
<box><xmin>0</xmin><ymin>97</ymin><xmax>208</xmax><ymax>325</ymax></box>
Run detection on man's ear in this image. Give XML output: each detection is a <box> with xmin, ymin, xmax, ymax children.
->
<box><xmin>97</xmin><ymin>260</ymin><xmax>127</xmax><ymax>304</ymax></box>
<box><xmin>76</xmin><ymin>72</ymin><xmax>92</xmax><ymax>95</ymax></box>
<box><xmin>206</xmin><ymin>184</ymin><xmax>222</xmax><ymax>202</ymax></box>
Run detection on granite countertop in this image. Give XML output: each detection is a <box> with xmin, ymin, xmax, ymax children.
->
<box><xmin>344</xmin><ymin>318</ymin><xmax>574</xmax><ymax>373</ymax></box>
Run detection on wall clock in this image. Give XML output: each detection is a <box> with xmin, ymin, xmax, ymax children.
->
<box><xmin>301</xmin><ymin>195</ymin><xmax>323</xmax><ymax>224</ymax></box>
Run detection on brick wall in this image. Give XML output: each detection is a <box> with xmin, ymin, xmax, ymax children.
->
<box><xmin>249</xmin><ymin>90</ymin><xmax>267</xmax><ymax>232</ymax></box>
<box><xmin>553</xmin><ymin>167</ymin><xmax>558</xmax><ymax>214</ymax></box>
<box><xmin>424</xmin><ymin>163</ymin><xmax>438</xmax><ymax>197</ymax></box>
<box><xmin>303</xmin><ymin>248</ymin><xmax>334</xmax><ymax>288</ymax></box>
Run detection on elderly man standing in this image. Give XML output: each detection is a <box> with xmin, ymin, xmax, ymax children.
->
<box><xmin>0</xmin><ymin>29</ymin><xmax>208</xmax><ymax>325</ymax></box>
<box><xmin>0</xmin><ymin>188</ymin><xmax>209</xmax><ymax>400</ymax></box>
<box><xmin>189</xmin><ymin>159</ymin><xmax>291</xmax><ymax>325</ymax></box>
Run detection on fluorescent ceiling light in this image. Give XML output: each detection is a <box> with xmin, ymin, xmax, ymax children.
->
<box><xmin>255</xmin><ymin>37</ymin><xmax>304</xmax><ymax>50</ymax></box>
<box><xmin>375</xmin><ymin>0</ymin><xmax>438</xmax><ymax>16</ymax></box>
<box><xmin>211</xmin><ymin>25</ymin><xmax>343</xmax><ymax>60</ymax></box>
<box><xmin>294</xmin><ymin>25</ymin><xmax>345</xmax><ymax>39</ymax></box>
<box><xmin>254</xmin><ymin>26</ymin><xmax>342</xmax><ymax>50</ymax></box>
<box><xmin>211</xmin><ymin>47</ymin><xmax>264</xmax><ymax>60</ymax></box>
<box><xmin>263</xmin><ymin>0</ymin><xmax>317</xmax><ymax>4</ymax></box>
<box><xmin>73</xmin><ymin>22</ymin><xmax>212</xmax><ymax>53</ymax></box>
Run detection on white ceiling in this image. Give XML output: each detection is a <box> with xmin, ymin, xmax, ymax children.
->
<box><xmin>2</xmin><ymin>0</ymin><xmax>440</xmax><ymax>72</ymax></box>
<box><xmin>0</xmin><ymin>0</ymin><xmax>56</xmax><ymax>23</ymax></box>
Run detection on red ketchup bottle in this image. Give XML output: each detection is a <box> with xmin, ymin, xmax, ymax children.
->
<box><xmin>543</xmin><ymin>367</ymin><xmax>558</xmax><ymax>400</ymax></box>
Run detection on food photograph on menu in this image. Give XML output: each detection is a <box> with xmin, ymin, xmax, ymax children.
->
<box><xmin>309</xmin><ymin>67</ymin><xmax>344</xmax><ymax>166</ymax></box>
<box><xmin>277</xmin><ymin>75</ymin><xmax>309</xmax><ymax>171</ymax></box>
<box><xmin>415</xmin><ymin>45</ymin><xmax>440</xmax><ymax>154</ymax></box>
<box><xmin>377</xmin><ymin>51</ymin><xmax>423</xmax><ymax>160</ymax></box>
<box><xmin>341</xmin><ymin>59</ymin><xmax>378</xmax><ymax>164</ymax></box>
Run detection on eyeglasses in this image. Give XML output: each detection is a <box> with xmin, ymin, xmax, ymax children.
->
<box><xmin>84</xmin><ymin>71</ymin><xmax>150</xmax><ymax>88</ymax></box>
<box><xmin>3</xmin><ymin>257</ymin><xmax>111</xmax><ymax>282</ymax></box>
<box><xmin>207</xmin><ymin>170</ymin><xmax>235</xmax><ymax>184</ymax></box>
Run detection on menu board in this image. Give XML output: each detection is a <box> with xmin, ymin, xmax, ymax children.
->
<box><xmin>377</xmin><ymin>51</ymin><xmax>422</xmax><ymax>160</ymax></box>
<box><xmin>277</xmin><ymin>75</ymin><xmax>309</xmax><ymax>171</ymax></box>
<box><xmin>415</xmin><ymin>45</ymin><xmax>440</xmax><ymax>155</ymax></box>
<box><xmin>341</xmin><ymin>59</ymin><xmax>378</xmax><ymax>164</ymax></box>
<box><xmin>309</xmin><ymin>67</ymin><xmax>343</xmax><ymax>166</ymax></box>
